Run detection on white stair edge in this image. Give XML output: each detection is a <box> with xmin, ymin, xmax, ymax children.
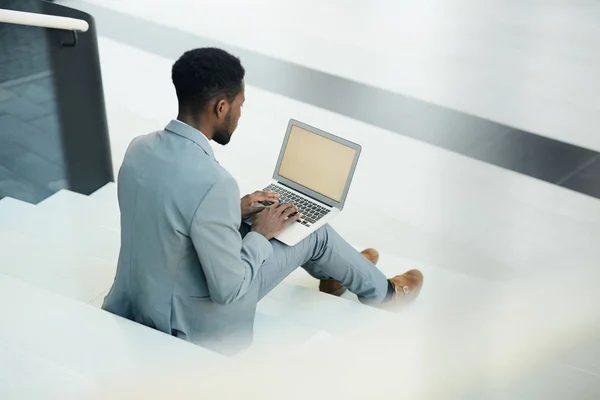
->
<box><xmin>90</xmin><ymin>182</ymin><xmax>117</xmax><ymax>202</ymax></box>
<box><xmin>38</xmin><ymin>189</ymin><xmax>119</xmax><ymax>231</ymax></box>
<box><xmin>0</xmin><ymin>227</ymin><xmax>115</xmax><ymax>303</ymax></box>
<box><xmin>0</xmin><ymin>197</ymin><xmax>120</xmax><ymax>263</ymax></box>
<box><xmin>0</xmin><ymin>273</ymin><xmax>227</xmax><ymax>390</ymax></box>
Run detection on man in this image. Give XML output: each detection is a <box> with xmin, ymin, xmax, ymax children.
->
<box><xmin>102</xmin><ymin>48</ymin><xmax>423</xmax><ymax>355</ymax></box>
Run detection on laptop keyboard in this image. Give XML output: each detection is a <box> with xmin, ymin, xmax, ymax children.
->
<box><xmin>261</xmin><ymin>184</ymin><xmax>331</xmax><ymax>227</ymax></box>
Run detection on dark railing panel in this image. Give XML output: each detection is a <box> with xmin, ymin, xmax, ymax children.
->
<box><xmin>0</xmin><ymin>0</ymin><xmax>113</xmax><ymax>204</ymax></box>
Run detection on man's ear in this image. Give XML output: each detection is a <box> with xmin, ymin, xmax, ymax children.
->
<box><xmin>214</xmin><ymin>98</ymin><xmax>229</xmax><ymax>119</ymax></box>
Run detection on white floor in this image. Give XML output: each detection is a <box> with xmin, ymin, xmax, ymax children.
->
<box><xmin>2</xmin><ymin>0</ymin><xmax>600</xmax><ymax>397</ymax></box>
<box><xmin>74</xmin><ymin>0</ymin><xmax>600</xmax><ymax>151</ymax></box>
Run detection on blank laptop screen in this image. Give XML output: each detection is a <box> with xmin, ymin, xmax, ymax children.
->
<box><xmin>277</xmin><ymin>124</ymin><xmax>357</xmax><ymax>202</ymax></box>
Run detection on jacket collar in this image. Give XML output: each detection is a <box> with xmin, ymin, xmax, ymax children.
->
<box><xmin>165</xmin><ymin>119</ymin><xmax>215</xmax><ymax>160</ymax></box>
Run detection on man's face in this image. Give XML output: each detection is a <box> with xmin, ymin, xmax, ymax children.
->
<box><xmin>213</xmin><ymin>81</ymin><xmax>245</xmax><ymax>146</ymax></box>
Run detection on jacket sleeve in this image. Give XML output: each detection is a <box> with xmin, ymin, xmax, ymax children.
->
<box><xmin>190</xmin><ymin>175</ymin><xmax>273</xmax><ymax>304</ymax></box>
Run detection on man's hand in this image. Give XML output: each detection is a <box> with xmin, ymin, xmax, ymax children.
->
<box><xmin>240</xmin><ymin>190</ymin><xmax>280</xmax><ymax>220</ymax></box>
<box><xmin>251</xmin><ymin>203</ymin><xmax>301</xmax><ymax>240</ymax></box>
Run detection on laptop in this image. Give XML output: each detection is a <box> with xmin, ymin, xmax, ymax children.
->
<box><xmin>252</xmin><ymin>119</ymin><xmax>362</xmax><ymax>246</ymax></box>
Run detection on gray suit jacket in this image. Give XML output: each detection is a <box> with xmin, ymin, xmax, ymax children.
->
<box><xmin>102</xmin><ymin>120</ymin><xmax>273</xmax><ymax>353</ymax></box>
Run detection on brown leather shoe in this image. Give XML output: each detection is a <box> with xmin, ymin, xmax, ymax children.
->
<box><xmin>319</xmin><ymin>279</ymin><xmax>347</xmax><ymax>297</ymax></box>
<box><xmin>378</xmin><ymin>269</ymin><xmax>423</xmax><ymax>312</ymax></box>
<box><xmin>360</xmin><ymin>248</ymin><xmax>379</xmax><ymax>264</ymax></box>
<box><xmin>319</xmin><ymin>248</ymin><xmax>380</xmax><ymax>297</ymax></box>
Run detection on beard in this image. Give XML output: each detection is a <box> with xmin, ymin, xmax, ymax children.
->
<box><xmin>213</xmin><ymin>110</ymin><xmax>235</xmax><ymax>146</ymax></box>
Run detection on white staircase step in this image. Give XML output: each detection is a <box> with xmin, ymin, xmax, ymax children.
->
<box><xmin>259</xmin><ymin>280</ymin><xmax>390</xmax><ymax>339</ymax></box>
<box><xmin>0</xmin><ymin>343</ymin><xmax>98</xmax><ymax>400</ymax></box>
<box><xmin>0</xmin><ymin>227</ymin><xmax>115</xmax><ymax>303</ymax></box>
<box><xmin>85</xmin><ymin>285</ymin><xmax>342</xmax><ymax>356</ymax></box>
<box><xmin>86</xmin><ymin>271</ymin><xmax>364</xmax><ymax>353</ymax></box>
<box><xmin>88</xmin><ymin>289</ymin><xmax>110</xmax><ymax>308</ymax></box>
<box><xmin>28</xmin><ymin>187</ymin><xmax>399</xmax><ymax>338</ymax></box>
<box><xmin>0</xmin><ymin>197</ymin><xmax>119</xmax><ymax>263</ymax></box>
<box><xmin>0</xmin><ymin>274</ymin><xmax>226</xmax><ymax>394</ymax></box>
<box><xmin>0</xmin><ymin>190</ymin><xmax>391</xmax><ymax>350</ymax></box>
<box><xmin>86</xmin><ymin>285</ymin><xmax>330</xmax><ymax>352</ymax></box>
<box><xmin>38</xmin><ymin>188</ymin><xmax>119</xmax><ymax>231</ymax></box>
<box><xmin>90</xmin><ymin>181</ymin><xmax>117</xmax><ymax>204</ymax></box>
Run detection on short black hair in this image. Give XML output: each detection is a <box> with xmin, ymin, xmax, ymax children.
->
<box><xmin>172</xmin><ymin>48</ymin><xmax>245</xmax><ymax>112</ymax></box>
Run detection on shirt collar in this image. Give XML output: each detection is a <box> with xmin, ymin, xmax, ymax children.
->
<box><xmin>164</xmin><ymin>119</ymin><xmax>215</xmax><ymax>160</ymax></box>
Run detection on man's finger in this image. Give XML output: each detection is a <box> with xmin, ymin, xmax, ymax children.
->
<box><xmin>248</xmin><ymin>205</ymin><xmax>266</xmax><ymax>213</ymax></box>
<box><xmin>276</xmin><ymin>202</ymin><xmax>294</xmax><ymax>212</ymax></box>
<box><xmin>250</xmin><ymin>191</ymin><xmax>280</xmax><ymax>203</ymax></box>
<box><xmin>281</xmin><ymin>205</ymin><xmax>299</xmax><ymax>218</ymax></box>
<box><xmin>249</xmin><ymin>193</ymin><xmax>267</xmax><ymax>203</ymax></box>
<box><xmin>284</xmin><ymin>212</ymin><xmax>302</xmax><ymax>226</ymax></box>
<box><xmin>261</xmin><ymin>191</ymin><xmax>280</xmax><ymax>202</ymax></box>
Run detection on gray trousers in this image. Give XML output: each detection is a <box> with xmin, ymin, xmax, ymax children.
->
<box><xmin>196</xmin><ymin>224</ymin><xmax>388</xmax><ymax>355</ymax></box>
<box><xmin>253</xmin><ymin>224</ymin><xmax>388</xmax><ymax>304</ymax></box>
